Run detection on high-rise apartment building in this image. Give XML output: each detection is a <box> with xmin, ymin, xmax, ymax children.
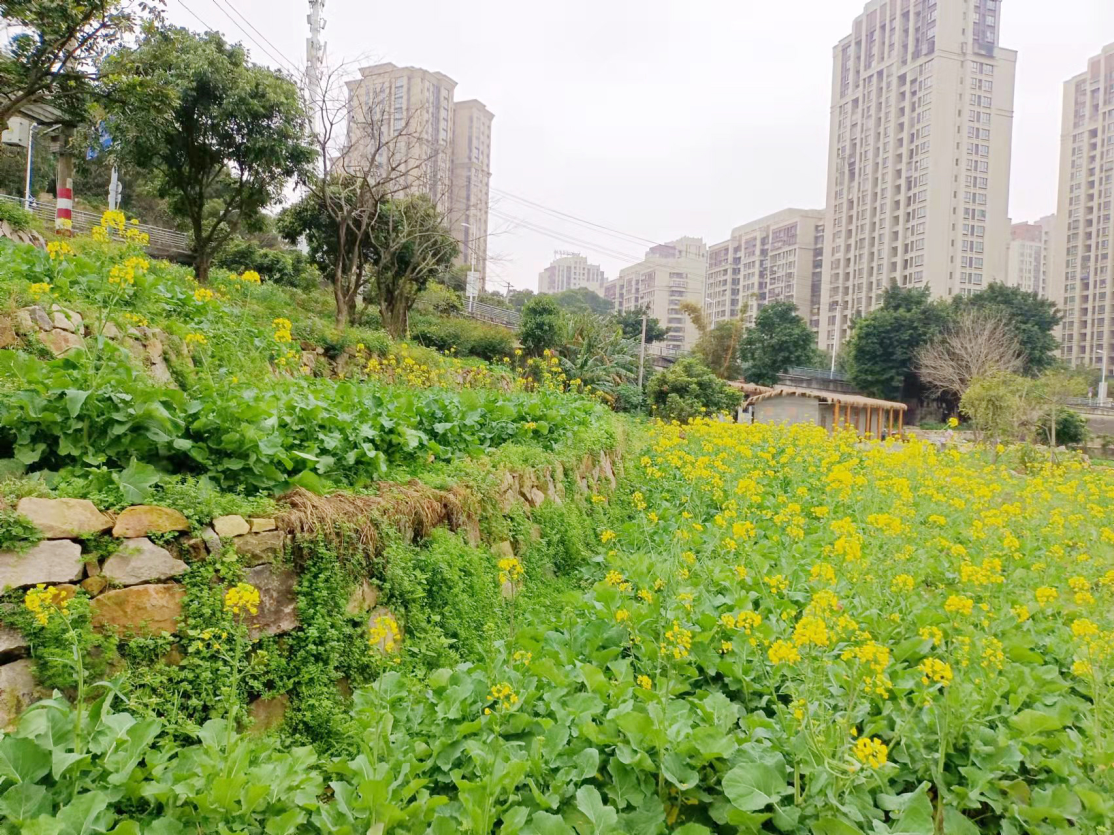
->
<box><xmin>1053</xmin><ymin>43</ymin><xmax>1114</xmax><ymax>368</ymax></box>
<box><xmin>451</xmin><ymin>100</ymin><xmax>494</xmax><ymax>290</ymax></box>
<box><xmin>345</xmin><ymin>63</ymin><xmax>494</xmax><ymax>289</ymax></box>
<box><xmin>705</xmin><ymin>209</ymin><xmax>826</xmax><ymax>334</ymax></box>
<box><xmin>1005</xmin><ymin>215</ymin><xmax>1055</xmax><ymax>297</ymax></box>
<box><xmin>819</xmin><ymin>0</ymin><xmax>1017</xmax><ymax>356</ymax></box>
<box><xmin>537</xmin><ymin>252</ymin><xmax>608</xmax><ymax>295</ymax></box>
<box><xmin>604</xmin><ymin>237</ymin><xmax>707</xmax><ymax>354</ymax></box>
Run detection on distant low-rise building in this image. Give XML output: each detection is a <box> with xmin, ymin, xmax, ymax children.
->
<box><xmin>605</xmin><ymin>237</ymin><xmax>707</xmax><ymax>354</ymax></box>
<box><xmin>537</xmin><ymin>252</ymin><xmax>607</xmax><ymax>295</ymax></box>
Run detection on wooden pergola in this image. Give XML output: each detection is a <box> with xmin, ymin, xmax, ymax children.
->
<box><xmin>744</xmin><ymin>386</ymin><xmax>907</xmax><ymax>437</ymax></box>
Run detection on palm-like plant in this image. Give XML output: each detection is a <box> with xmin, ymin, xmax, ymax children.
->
<box><xmin>553</xmin><ymin>313</ymin><xmax>638</xmax><ymax>402</ymax></box>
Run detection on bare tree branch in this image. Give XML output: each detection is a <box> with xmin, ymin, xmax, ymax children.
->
<box><xmin>916</xmin><ymin>310</ymin><xmax>1024</xmax><ymax>399</ymax></box>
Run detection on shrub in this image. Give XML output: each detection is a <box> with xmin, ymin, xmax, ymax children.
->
<box><xmin>613</xmin><ymin>382</ymin><xmax>646</xmax><ymax>413</ymax></box>
<box><xmin>213</xmin><ymin>237</ymin><xmax>320</xmax><ymax>290</ymax></box>
<box><xmin>520</xmin><ymin>295</ymin><xmax>561</xmax><ymax>356</ymax></box>
<box><xmin>414</xmin><ymin>283</ymin><xmax>464</xmax><ymax>316</ymax></box>
<box><xmin>647</xmin><ymin>357</ymin><xmax>742</xmax><ymax>423</ymax></box>
<box><xmin>409</xmin><ymin>314</ymin><xmax>515</xmax><ymax>362</ymax></box>
<box><xmin>0</xmin><ymin>200</ymin><xmax>34</xmax><ymax>232</ymax></box>
<box><xmin>1039</xmin><ymin>408</ymin><xmax>1087</xmax><ymax>446</ymax></box>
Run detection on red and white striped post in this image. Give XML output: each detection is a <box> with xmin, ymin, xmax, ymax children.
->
<box><xmin>55</xmin><ymin>179</ymin><xmax>73</xmax><ymax>234</ymax></box>
<box><xmin>54</xmin><ymin>126</ymin><xmax>74</xmax><ymax>235</ymax></box>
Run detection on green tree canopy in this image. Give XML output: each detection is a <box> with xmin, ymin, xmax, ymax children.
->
<box><xmin>0</xmin><ymin>0</ymin><xmax>145</xmax><ymax>125</ymax></box>
<box><xmin>953</xmin><ymin>283</ymin><xmax>1062</xmax><ymax>375</ymax></box>
<box><xmin>520</xmin><ymin>295</ymin><xmax>562</xmax><ymax>357</ymax></box>
<box><xmin>370</xmin><ymin>194</ymin><xmax>459</xmax><ymax>338</ymax></box>
<box><xmin>547</xmin><ymin>287</ymin><xmax>613</xmax><ymax>316</ymax></box>
<box><xmin>738</xmin><ymin>301</ymin><xmax>818</xmax><ymax>386</ymax></box>
<box><xmin>614</xmin><ymin>308</ymin><xmax>668</xmax><ymax>344</ymax></box>
<box><xmin>647</xmin><ymin>357</ymin><xmax>742</xmax><ymax>423</ymax></box>
<box><xmin>844</xmin><ymin>286</ymin><xmax>951</xmax><ymax>401</ymax></box>
<box><xmin>104</xmin><ymin>26</ymin><xmax>314</xmax><ymax>281</ymax></box>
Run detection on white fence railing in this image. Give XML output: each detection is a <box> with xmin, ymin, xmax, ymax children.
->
<box><xmin>0</xmin><ymin>193</ymin><xmax>192</xmax><ymax>256</ymax></box>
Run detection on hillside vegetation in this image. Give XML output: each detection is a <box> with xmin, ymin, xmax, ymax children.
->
<box><xmin>0</xmin><ymin>232</ymin><xmax>1111</xmax><ymax>834</ymax></box>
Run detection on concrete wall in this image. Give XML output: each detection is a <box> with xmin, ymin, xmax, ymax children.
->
<box><xmin>753</xmin><ymin>397</ymin><xmax>821</xmax><ymax>428</ymax></box>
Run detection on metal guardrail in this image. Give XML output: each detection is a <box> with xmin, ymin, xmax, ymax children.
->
<box><xmin>466</xmin><ymin>300</ymin><xmax>521</xmax><ymax>328</ymax></box>
<box><xmin>785</xmin><ymin>366</ymin><xmax>850</xmax><ymax>382</ymax></box>
<box><xmin>0</xmin><ymin>193</ymin><xmax>192</xmax><ymax>256</ymax></box>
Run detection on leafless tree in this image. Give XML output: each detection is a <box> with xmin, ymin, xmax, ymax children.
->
<box><xmin>289</xmin><ymin>57</ymin><xmax>440</xmax><ymax>328</ymax></box>
<box><xmin>916</xmin><ymin>310</ymin><xmax>1024</xmax><ymax>400</ymax></box>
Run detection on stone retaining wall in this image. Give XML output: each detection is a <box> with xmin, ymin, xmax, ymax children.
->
<box><xmin>0</xmin><ymin>450</ymin><xmax>622</xmax><ymax>728</ymax></box>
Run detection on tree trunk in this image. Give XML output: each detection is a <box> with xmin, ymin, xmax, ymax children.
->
<box><xmin>1049</xmin><ymin>405</ymin><xmax>1057</xmax><ymax>463</ymax></box>
<box><xmin>192</xmin><ymin>215</ymin><xmax>210</xmax><ymax>283</ymax></box>
<box><xmin>333</xmin><ymin>262</ymin><xmax>349</xmax><ymax>330</ymax></box>
<box><xmin>380</xmin><ymin>294</ymin><xmax>407</xmax><ymax>340</ymax></box>
<box><xmin>194</xmin><ymin>251</ymin><xmax>211</xmax><ymax>283</ymax></box>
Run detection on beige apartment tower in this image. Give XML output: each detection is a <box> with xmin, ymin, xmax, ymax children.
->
<box><xmin>604</xmin><ymin>237</ymin><xmax>707</xmax><ymax>354</ymax></box>
<box><xmin>819</xmin><ymin>0</ymin><xmax>1017</xmax><ymax>356</ymax></box>
<box><xmin>538</xmin><ymin>252</ymin><xmax>607</xmax><ymax>295</ymax></box>
<box><xmin>1005</xmin><ymin>215</ymin><xmax>1055</xmax><ymax>297</ymax></box>
<box><xmin>1054</xmin><ymin>43</ymin><xmax>1114</xmax><ymax>369</ymax></box>
<box><xmin>706</xmin><ymin>209</ymin><xmax>825</xmax><ymax>333</ymax></box>
<box><xmin>346</xmin><ymin>63</ymin><xmax>494</xmax><ymax>290</ymax></box>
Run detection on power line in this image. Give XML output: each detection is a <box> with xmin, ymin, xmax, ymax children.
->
<box><xmin>210</xmin><ymin>0</ymin><xmax>302</xmax><ymax>74</ymax></box>
<box><xmin>203</xmin><ymin>0</ymin><xmax>299</xmax><ymax>73</ymax></box>
<box><xmin>491</xmin><ymin>186</ymin><xmax>662</xmax><ymax>248</ymax></box>
<box><xmin>489</xmin><ymin>207</ymin><xmax>646</xmax><ymax>264</ymax></box>
<box><xmin>176</xmin><ymin>0</ymin><xmax>219</xmax><ymax>34</ymax></box>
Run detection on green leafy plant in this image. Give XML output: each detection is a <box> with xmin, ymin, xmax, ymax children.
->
<box><xmin>0</xmin><ymin>507</ymin><xmax>40</xmax><ymax>552</ymax></box>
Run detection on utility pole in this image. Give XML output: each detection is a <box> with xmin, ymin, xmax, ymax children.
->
<box><xmin>22</xmin><ymin>123</ymin><xmax>34</xmax><ymax>209</ymax></box>
<box><xmin>830</xmin><ymin>302</ymin><xmax>843</xmax><ymax>375</ymax></box>
<box><xmin>306</xmin><ymin>0</ymin><xmax>326</xmax><ymax>128</ymax></box>
<box><xmin>108</xmin><ymin>166</ymin><xmax>122</xmax><ymax>211</ymax></box>
<box><xmin>637</xmin><ymin>313</ymin><xmax>648</xmax><ymax>389</ymax></box>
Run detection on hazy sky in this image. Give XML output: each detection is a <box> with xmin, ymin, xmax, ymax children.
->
<box><xmin>166</xmin><ymin>0</ymin><xmax>1114</xmax><ymax>291</ymax></box>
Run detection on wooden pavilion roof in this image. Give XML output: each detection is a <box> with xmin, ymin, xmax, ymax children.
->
<box><xmin>744</xmin><ymin>386</ymin><xmax>907</xmax><ymax>412</ymax></box>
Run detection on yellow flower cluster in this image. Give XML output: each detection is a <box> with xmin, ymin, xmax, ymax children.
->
<box><xmin>193</xmin><ymin>287</ymin><xmax>215</xmax><ymax>303</ymax></box>
<box><xmin>238</xmin><ymin>270</ymin><xmax>262</xmax><ymax>284</ymax></box>
<box><xmin>498</xmin><ymin>556</ymin><xmax>524</xmax><ymax>585</ymax></box>
<box><xmin>636</xmin><ymin>674</ymin><xmax>652</xmax><ymax>690</ymax></box>
<box><xmin>662</xmin><ymin>620</ymin><xmax>693</xmax><ymax>659</ymax></box>
<box><xmin>369</xmin><ymin>614</ymin><xmax>401</xmax><ymax>654</ymax></box>
<box><xmin>28</xmin><ymin>282</ymin><xmax>52</xmax><ymax>297</ymax></box>
<box><xmin>273</xmin><ymin>317</ymin><xmax>293</xmax><ymax>343</ymax></box>
<box><xmin>184</xmin><ymin>332</ymin><xmax>207</xmax><ymax>346</ymax></box>
<box><xmin>24</xmin><ymin>584</ymin><xmax>70</xmax><ymax>626</ymax></box>
<box><xmin>46</xmin><ymin>241</ymin><xmax>73</xmax><ymax>260</ymax></box>
<box><xmin>223</xmin><ymin>583</ymin><xmax>261</xmax><ymax>618</ymax></box>
<box><xmin>852</xmin><ymin>736</ymin><xmax>889</xmax><ymax>769</ymax></box>
<box><xmin>792</xmin><ymin>615</ymin><xmax>831</xmax><ymax>648</ymax></box>
<box><xmin>486</xmin><ymin>682</ymin><xmax>518</xmax><ymax>713</ymax></box>
<box><xmin>123</xmin><ymin>312</ymin><xmax>149</xmax><ymax>327</ymax></box>
<box><xmin>768</xmin><ymin>639</ymin><xmax>801</xmax><ymax>665</ymax></box>
<box><xmin>919</xmin><ymin>657</ymin><xmax>954</xmax><ymax>687</ymax></box>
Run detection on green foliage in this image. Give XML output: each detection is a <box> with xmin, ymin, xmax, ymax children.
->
<box><xmin>0</xmin><ymin>590</ymin><xmax>114</xmax><ymax>691</ymax></box>
<box><xmin>104</xmin><ymin>26</ymin><xmax>315</xmax><ymax>280</ymax></box>
<box><xmin>738</xmin><ymin>301</ymin><xmax>818</xmax><ymax>386</ymax></box>
<box><xmin>646</xmin><ymin>357</ymin><xmax>742</xmax><ymax>423</ymax></box>
<box><xmin>845</xmin><ymin>286</ymin><xmax>951</xmax><ymax>400</ymax></box>
<box><xmin>414</xmin><ymin>282</ymin><xmax>464</xmax><ymax>316</ymax></box>
<box><xmin>409</xmin><ymin>313</ymin><xmax>516</xmax><ymax>362</ymax></box>
<box><xmin>547</xmin><ymin>287</ymin><xmax>613</xmax><ymax>315</ymax></box>
<box><xmin>552</xmin><ymin>313</ymin><xmax>637</xmax><ymax>403</ymax></box>
<box><xmin>694</xmin><ymin>320</ymin><xmax>745</xmax><ymax>380</ymax></box>
<box><xmin>0</xmin><ymin>347</ymin><xmax>602</xmax><ymax>493</ymax></box>
<box><xmin>614</xmin><ymin>308</ymin><xmax>667</xmax><ymax>344</ymax></box>
<box><xmin>613</xmin><ymin>383</ymin><xmax>645</xmax><ymax>414</ymax></box>
<box><xmin>380</xmin><ymin>529</ymin><xmax>502</xmax><ymax>667</ymax></box>
<box><xmin>212</xmin><ymin>236</ymin><xmax>320</xmax><ymax>290</ymax></box>
<box><xmin>960</xmin><ymin>371</ymin><xmax>1027</xmax><ymax>449</ymax></box>
<box><xmin>0</xmin><ymin>507</ymin><xmax>40</xmax><ymax>552</ymax></box>
<box><xmin>1039</xmin><ymin>408</ymin><xmax>1087</xmax><ymax>446</ymax></box>
<box><xmin>954</xmin><ymin>283</ymin><xmax>1061</xmax><ymax>375</ymax></box>
<box><xmin>371</xmin><ymin>196</ymin><xmax>459</xmax><ymax>339</ymax></box>
<box><xmin>0</xmin><ymin>201</ymin><xmax>34</xmax><ymax>232</ymax></box>
<box><xmin>520</xmin><ymin>295</ymin><xmax>562</xmax><ymax>356</ymax></box>
<box><xmin>0</xmin><ymin>0</ymin><xmax>141</xmax><ymax>124</ymax></box>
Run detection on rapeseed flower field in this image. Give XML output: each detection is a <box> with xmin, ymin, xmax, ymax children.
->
<box><xmin>548</xmin><ymin>419</ymin><xmax>1113</xmax><ymax>831</ymax></box>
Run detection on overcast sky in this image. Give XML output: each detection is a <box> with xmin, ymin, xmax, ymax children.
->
<box><xmin>166</xmin><ymin>0</ymin><xmax>1114</xmax><ymax>291</ymax></box>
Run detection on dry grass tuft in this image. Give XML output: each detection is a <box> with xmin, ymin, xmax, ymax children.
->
<box><xmin>277</xmin><ymin>481</ymin><xmax>475</xmax><ymax>558</ymax></box>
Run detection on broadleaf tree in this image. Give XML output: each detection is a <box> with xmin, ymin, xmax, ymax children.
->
<box><xmin>615</xmin><ymin>308</ymin><xmax>667</xmax><ymax>344</ymax></box>
<box><xmin>844</xmin><ymin>286</ymin><xmax>951</xmax><ymax>401</ymax></box>
<box><xmin>737</xmin><ymin>301</ymin><xmax>818</xmax><ymax>386</ymax></box>
<box><xmin>0</xmin><ymin>0</ymin><xmax>147</xmax><ymax>125</ymax></box>
<box><xmin>953</xmin><ymin>283</ymin><xmax>1061</xmax><ymax>375</ymax></box>
<box><xmin>104</xmin><ymin>26</ymin><xmax>314</xmax><ymax>281</ymax></box>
